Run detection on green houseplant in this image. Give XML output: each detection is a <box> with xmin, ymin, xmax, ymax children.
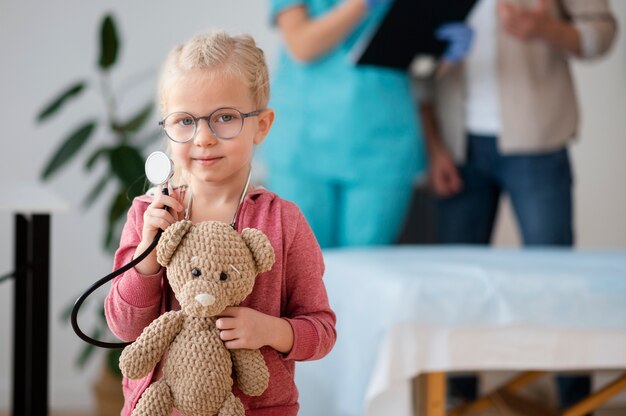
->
<box><xmin>38</xmin><ymin>13</ymin><xmax>161</xmax><ymax>414</ymax></box>
<box><xmin>38</xmin><ymin>13</ymin><xmax>159</xmax><ymax>251</ymax></box>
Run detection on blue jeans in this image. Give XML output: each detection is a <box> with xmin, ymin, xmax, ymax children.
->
<box><xmin>436</xmin><ymin>134</ymin><xmax>573</xmax><ymax>245</ymax></box>
<box><xmin>437</xmin><ymin>134</ymin><xmax>589</xmax><ymax>410</ymax></box>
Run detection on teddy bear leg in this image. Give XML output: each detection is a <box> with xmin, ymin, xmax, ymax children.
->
<box><xmin>131</xmin><ymin>379</ymin><xmax>174</xmax><ymax>416</ymax></box>
<box><xmin>217</xmin><ymin>391</ymin><xmax>245</xmax><ymax>416</ymax></box>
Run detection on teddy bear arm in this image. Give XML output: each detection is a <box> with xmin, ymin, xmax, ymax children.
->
<box><xmin>230</xmin><ymin>349</ymin><xmax>270</xmax><ymax>397</ymax></box>
<box><xmin>119</xmin><ymin>311</ymin><xmax>184</xmax><ymax>379</ymax></box>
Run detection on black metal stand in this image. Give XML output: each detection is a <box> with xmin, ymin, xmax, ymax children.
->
<box><xmin>12</xmin><ymin>213</ymin><xmax>50</xmax><ymax>415</ymax></box>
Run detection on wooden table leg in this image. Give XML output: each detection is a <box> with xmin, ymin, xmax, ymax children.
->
<box><xmin>413</xmin><ymin>371</ymin><xmax>626</xmax><ymax>416</ymax></box>
<box><xmin>449</xmin><ymin>371</ymin><xmax>546</xmax><ymax>416</ymax></box>
<box><xmin>562</xmin><ymin>372</ymin><xmax>626</xmax><ymax>416</ymax></box>
<box><xmin>414</xmin><ymin>372</ymin><xmax>446</xmax><ymax>416</ymax></box>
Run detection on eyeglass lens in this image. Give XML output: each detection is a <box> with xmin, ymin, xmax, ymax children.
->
<box><xmin>162</xmin><ymin>109</ymin><xmax>244</xmax><ymax>142</ymax></box>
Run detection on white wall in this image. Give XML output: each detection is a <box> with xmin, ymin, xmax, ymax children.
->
<box><xmin>0</xmin><ymin>0</ymin><xmax>624</xmax><ymax>411</ymax></box>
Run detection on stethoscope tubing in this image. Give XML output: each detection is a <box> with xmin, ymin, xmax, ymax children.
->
<box><xmin>70</xmin><ymin>232</ymin><xmax>162</xmax><ymax>348</ymax></box>
<box><xmin>71</xmin><ymin>167</ymin><xmax>251</xmax><ymax>349</ymax></box>
<box><xmin>71</xmin><ymin>187</ymin><xmax>169</xmax><ymax>349</ymax></box>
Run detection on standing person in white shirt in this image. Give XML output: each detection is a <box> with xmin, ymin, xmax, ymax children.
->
<box><xmin>419</xmin><ymin>0</ymin><xmax>617</xmax><ymax>410</ymax></box>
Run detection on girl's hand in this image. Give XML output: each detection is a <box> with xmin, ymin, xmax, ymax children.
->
<box><xmin>141</xmin><ymin>193</ymin><xmax>184</xmax><ymax>242</ymax></box>
<box><xmin>217</xmin><ymin>307</ymin><xmax>294</xmax><ymax>353</ymax></box>
<box><xmin>216</xmin><ymin>307</ymin><xmax>270</xmax><ymax>350</ymax></box>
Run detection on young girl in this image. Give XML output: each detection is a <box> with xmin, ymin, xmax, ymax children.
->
<box><xmin>105</xmin><ymin>30</ymin><xmax>337</xmax><ymax>416</ymax></box>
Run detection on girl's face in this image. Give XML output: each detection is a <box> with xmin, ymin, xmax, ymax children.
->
<box><xmin>164</xmin><ymin>69</ymin><xmax>273</xmax><ymax>189</ymax></box>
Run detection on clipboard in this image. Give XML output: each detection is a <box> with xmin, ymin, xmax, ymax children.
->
<box><xmin>351</xmin><ymin>0</ymin><xmax>478</xmax><ymax>70</ymax></box>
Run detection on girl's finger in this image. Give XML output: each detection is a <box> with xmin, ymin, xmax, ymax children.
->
<box><xmin>146</xmin><ymin>217</ymin><xmax>171</xmax><ymax>232</ymax></box>
<box><xmin>219</xmin><ymin>329</ymin><xmax>237</xmax><ymax>342</ymax></box>
<box><xmin>223</xmin><ymin>339</ymin><xmax>242</xmax><ymax>350</ymax></box>
<box><xmin>150</xmin><ymin>194</ymin><xmax>184</xmax><ymax>212</ymax></box>
<box><xmin>146</xmin><ymin>209</ymin><xmax>177</xmax><ymax>228</ymax></box>
<box><xmin>216</xmin><ymin>317</ymin><xmax>236</xmax><ymax>330</ymax></box>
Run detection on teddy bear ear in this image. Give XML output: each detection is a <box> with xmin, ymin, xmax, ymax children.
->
<box><xmin>241</xmin><ymin>228</ymin><xmax>275</xmax><ymax>274</ymax></box>
<box><xmin>156</xmin><ymin>220</ymin><xmax>193</xmax><ymax>267</ymax></box>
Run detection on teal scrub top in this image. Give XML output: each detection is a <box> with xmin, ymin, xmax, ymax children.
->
<box><xmin>263</xmin><ymin>0</ymin><xmax>425</xmax><ymax>184</ymax></box>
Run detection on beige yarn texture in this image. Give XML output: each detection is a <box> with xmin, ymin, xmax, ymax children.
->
<box><xmin>119</xmin><ymin>220</ymin><xmax>274</xmax><ymax>416</ymax></box>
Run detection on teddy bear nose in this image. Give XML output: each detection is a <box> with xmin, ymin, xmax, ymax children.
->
<box><xmin>195</xmin><ymin>293</ymin><xmax>215</xmax><ymax>306</ymax></box>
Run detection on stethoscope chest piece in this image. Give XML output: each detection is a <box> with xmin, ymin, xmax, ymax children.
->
<box><xmin>145</xmin><ymin>151</ymin><xmax>174</xmax><ymax>186</ymax></box>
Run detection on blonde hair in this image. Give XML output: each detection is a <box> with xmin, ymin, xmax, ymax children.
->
<box><xmin>158</xmin><ymin>30</ymin><xmax>270</xmax><ymax>114</ymax></box>
<box><xmin>158</xmin><ymin>30</ymin><xmax>270</xmax><ymax>186</ymax></box>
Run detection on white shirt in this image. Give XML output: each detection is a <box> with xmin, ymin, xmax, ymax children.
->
<box><xmin>464</xmin><ymin>0</ymin><xmax>502</xmax><ymax>135</ymax></box>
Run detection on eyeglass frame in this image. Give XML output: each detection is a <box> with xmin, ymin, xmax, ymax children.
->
<box><xmin>158</xmin><ymin>107</ymin><xmax>262</xmax><ymax>143</ymax></box>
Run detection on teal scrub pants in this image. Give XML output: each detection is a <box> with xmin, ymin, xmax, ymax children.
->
<box><xmin>268</xmin><ymin>171</ymin><xmax>414</xmax><ymax>248</ymax></box>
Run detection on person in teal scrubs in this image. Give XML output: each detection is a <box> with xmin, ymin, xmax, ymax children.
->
<box><xmin>263</xmin><ymin>0</ymin><xmax>471</xmax><ymax>248</ymax></box>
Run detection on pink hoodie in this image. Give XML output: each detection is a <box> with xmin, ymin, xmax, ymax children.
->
<box><xmin>105</xmin><ymin>188</ymin><xmax>336</xmax><ymax>416</ymax></box>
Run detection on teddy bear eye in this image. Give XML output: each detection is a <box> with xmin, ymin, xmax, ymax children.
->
<box><xmin>219</xmin><ymin>272</ymin><xmax>228</xmax><ymax>281</ymax></box>
<box><xmin>191</xmin><ymin>268</ymin><xmax>202</xmax><ymax>278</ymax></box>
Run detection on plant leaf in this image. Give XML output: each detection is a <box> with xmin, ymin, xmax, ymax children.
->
<box><xmin>104</xmin><ymin>222</ymin><xmax>115</xmax><ymax>253</ymax></box>
<box><xmin>109</xmin><ymin>145</ymin><xmax>145</xmax><ymax>188</ymax></box>
<box><xmin>41</xmin><ymin>121</ymin><xmax>97</xmax><ymax>180</ymax></box>
<box><xmin>99</xmin><ymin>14</ymin><xmax>119</xmax><ymax>70</ymax></box>
<box><xmin>59</xmin><ymin>299</ymin><xmax>77</xmax><ymax>323</ymax></box>
<box><xmin>37</xmin><ymin>82</ymin><xmax>86</xmax><ymax>122</ymax></box>
<box><xmin>108</xmin><ymin>189</ymin><xmax>131</xmax><ymax>224</ymax></box>
<box><xmin>85</xmin><ymin>146</ymin><xmax>111</xmax><ymax>171</ymax></box>
<box><xmin>112</xmin><ymin>102</ymin><xmax>153</xmax><ymax>133</ymax></box>
<box><xmin>83</xmin><ymin>174</ymin><xmax>111</xmax><ymax>209</ymax></box>
<box><xmin>107</xmin><ymin>349</ymin><xmax>123</xmax><ymax>378</ymax></box>
<box><xmin>104</xmin><ymin>190</ymin><xmax>131</xmax><ymax>250</ymax></box>
<box><xmin>77</xmin><ymin>328</ymin><xmax>100</xmax><ymax>368</ymax></box>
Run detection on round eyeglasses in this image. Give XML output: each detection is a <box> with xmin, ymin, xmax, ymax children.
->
<box><xmin>158</xmin><ymin>108</ymin><xmax>261</xmax><ymax>143</ymax></box>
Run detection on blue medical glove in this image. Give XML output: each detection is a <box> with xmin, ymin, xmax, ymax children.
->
<box><xmin>435</xmin><ymin>22</ymin><xmax>474</xmax><ymax>63</ymax></box>
<box><xmin>363</xmin><ymin>0</ymin><xmax>392</xmax><ymax>9</ymax></box>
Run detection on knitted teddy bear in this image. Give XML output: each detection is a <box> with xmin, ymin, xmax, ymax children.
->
<box><xmin>119</xmin><ymin>220</ymin><xmax>275</xmax><ymax>416</ymax></box>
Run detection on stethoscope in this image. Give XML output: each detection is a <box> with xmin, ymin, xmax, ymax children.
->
<box><xmin>70</xmin><ymin>151</ymin><xmax>252</xmax><ymax>349</ymax></box>
<box><xmin>71</xmin><ymin>151</ymin><xmax>175</xmax><ymax>348</ymax></box>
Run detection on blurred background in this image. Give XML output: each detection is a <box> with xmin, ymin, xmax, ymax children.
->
<box><xmin>0</xmin><ymin>0</ymin><xmax>624</xmax><ymax>414</ymax></box>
